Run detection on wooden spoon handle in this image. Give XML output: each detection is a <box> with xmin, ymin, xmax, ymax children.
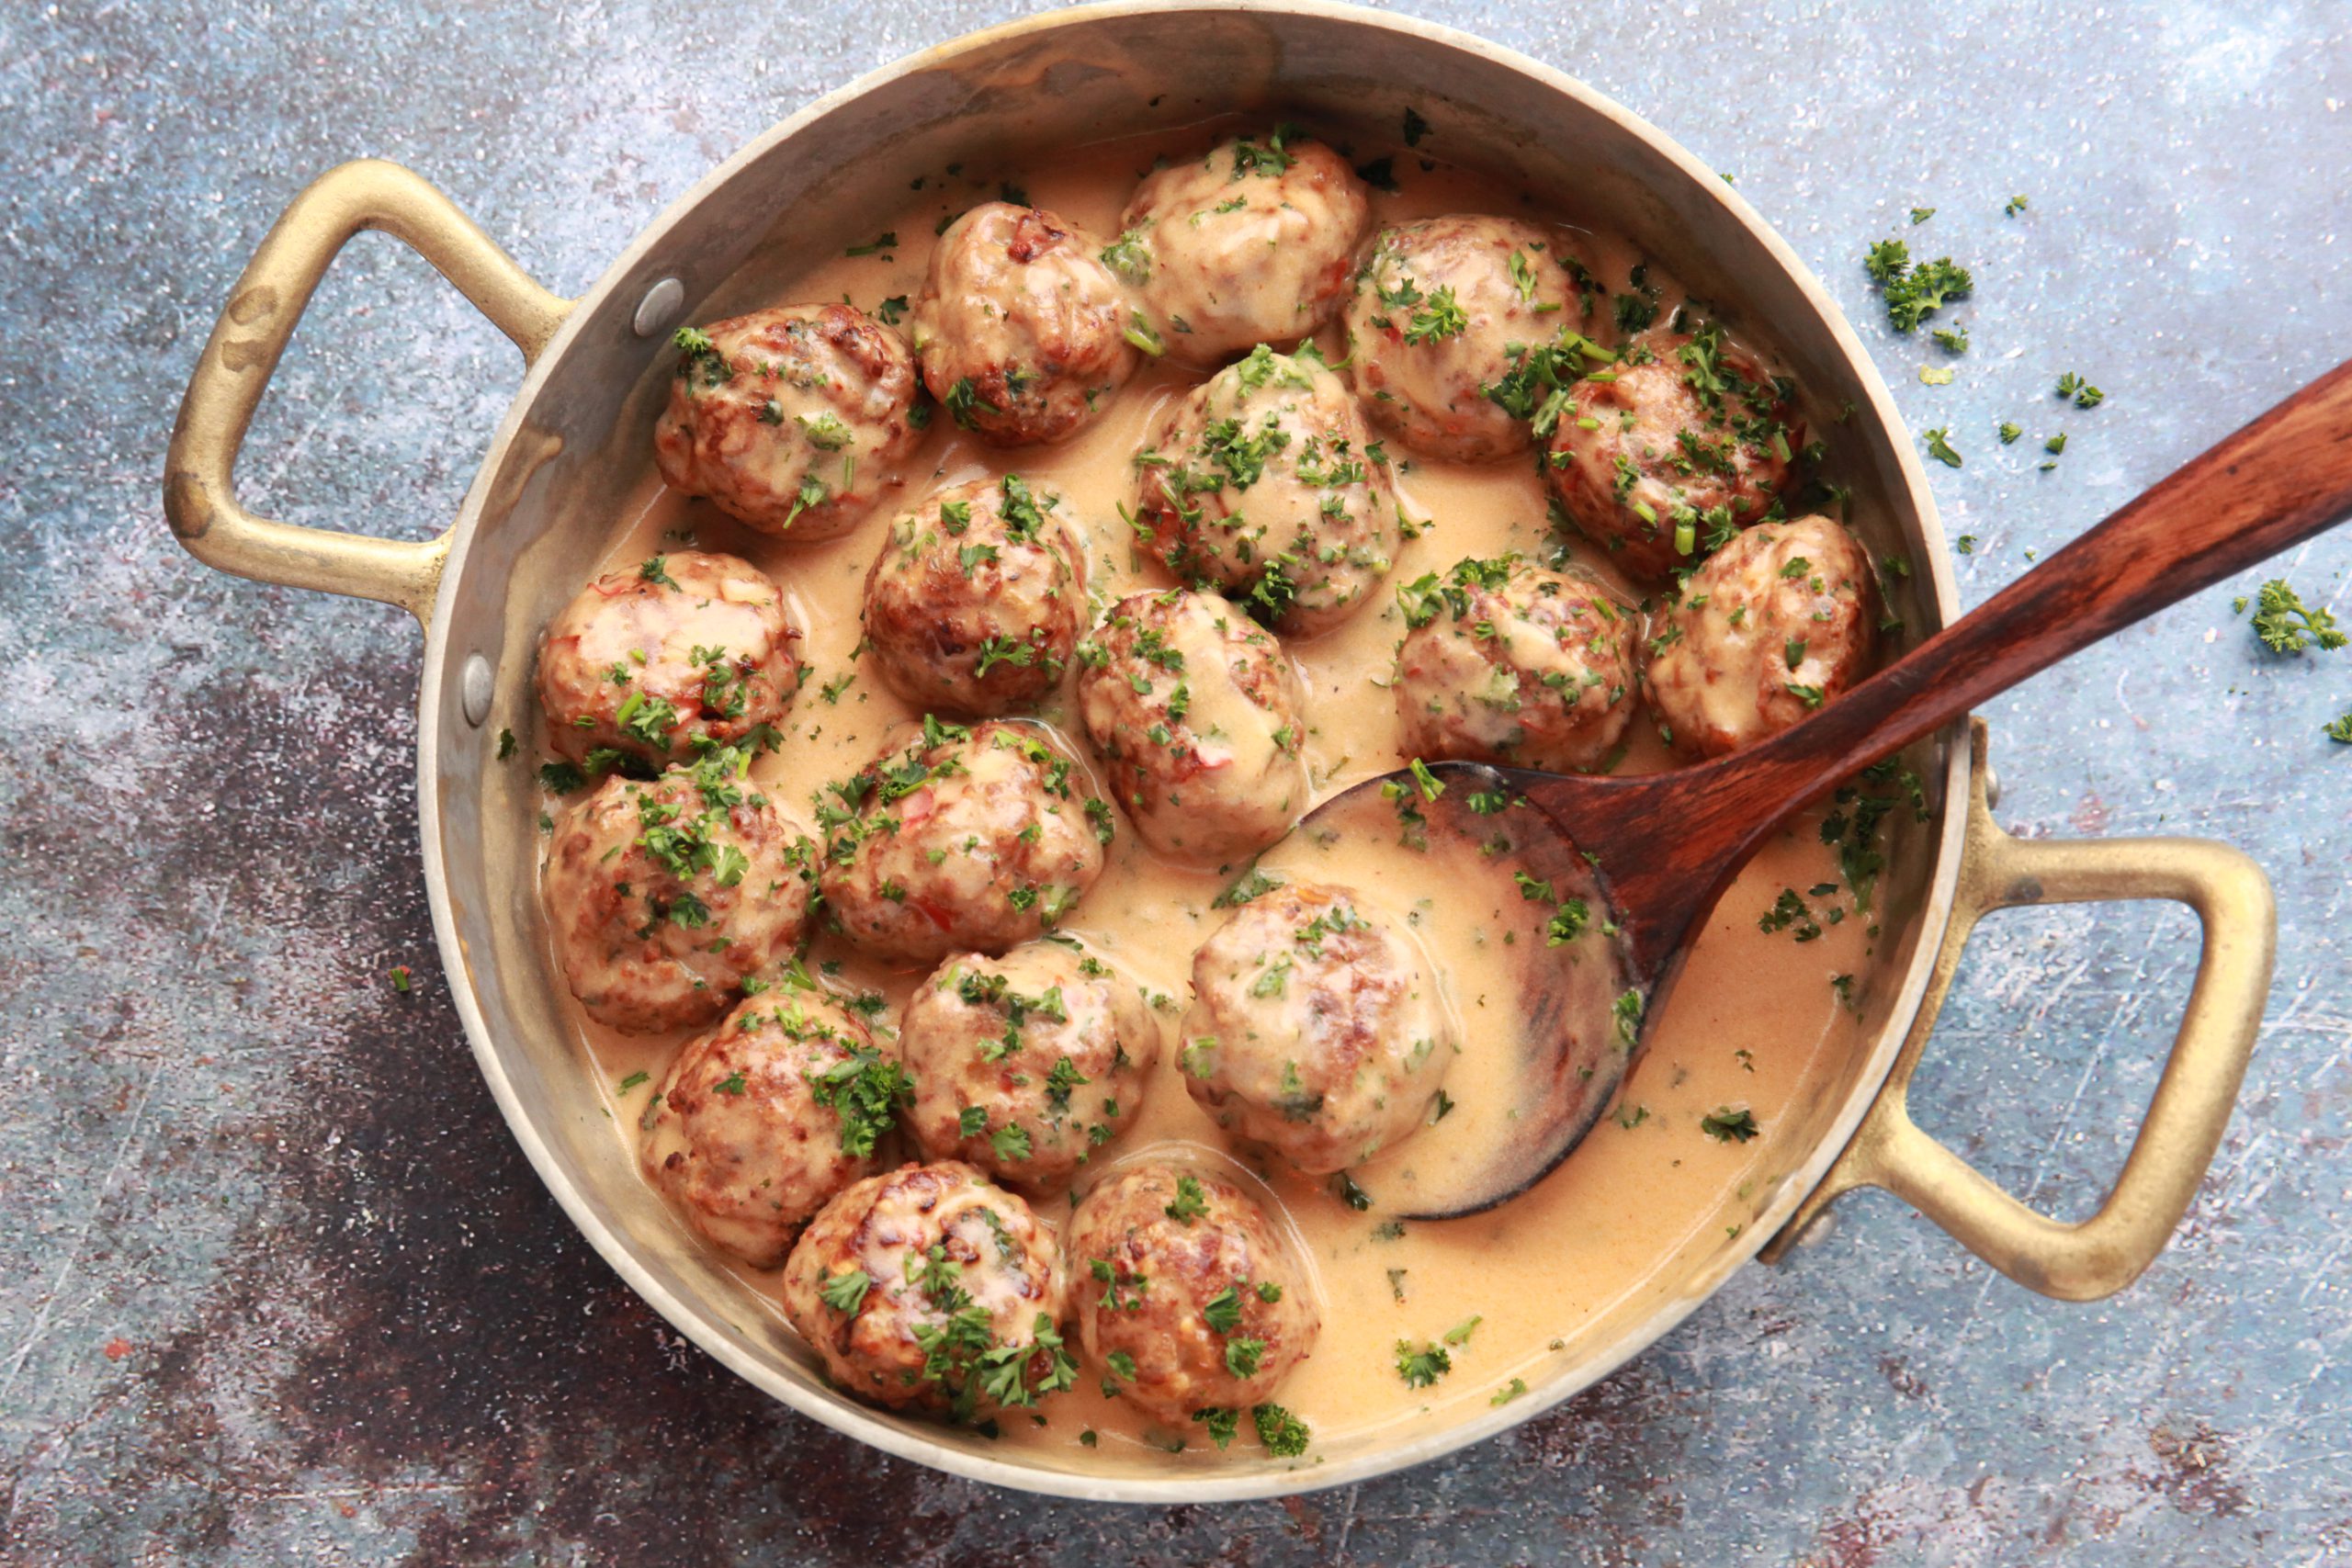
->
<box><xmin>1725</xmin><ymin>356</ymin><xmax>2352</xmax><ymax>813</ymax></box>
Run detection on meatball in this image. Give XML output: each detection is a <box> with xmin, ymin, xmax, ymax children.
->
<box><xmin>1068</xmin><ymin>1162</ymin><xmax>1318</xmax><ymax>1427</ymax></box>
<box><xmin>1113</xmin><ymin>129</ymin><xmax>1371</xmax><ymax>367</ymax></box>
<box><xmin>1075</xmin><ymin>589</ymin><xmax>1309</xmax><ymax>863</ymax></box>
<box><xmin>781</xmin><ymin>1161</ymin><xmax>1074</xmax><ymax>1419</ymax></box>
<box><xmin>639</xmin><ymin>981</ymin><xmax>902</xmax><ymax>1269</ymax></box>
<box><xmin>537</xmin><ymin>549</ymin><xmax>801</xmax><ymax>768</ymax></box>
<box><xmin>860</xmin><ymin>474</ymin><xmax>1086</xmax><ymax>716</ymax></box>
<box><xmin>1180</xmin><ymin>882</ymin><xmax>1454</xmax><ymax>1176</ymax></box>
<box><xmin>1544</xmin><ymin>323</ymin><xmax>1799</xmax><ymax>583</ymax></box>
<box><xmin>1644</xmin><ymin>513</ymin><xmax>1878</xmax><ymax>758</ymax></box>
<box><xmin>1394</xmin><ymin>556</ymin><xmax>1641</xmax><ymax>775</ymax></box>
<box><xmin>899</xmin><ymin>940</ymin><xmax>1159</xmax><ymax>1194</ymax></box>
<box><xmin>817</xmin><ymin>718</ymin><xmax>1111</xmax><ymax>967</ymax></box>
<box><xmin>910</xmin><ymin>202</ymin><xmax>1141</xmax><ymax>447</ymax></box>
<box><xmin>1131</xmin><ymin>346</ymin><xmax>1398</xmax><ymax>637</ymax></box>
<box><xmin>543</xmin><ymin>750</ymin><xmax>816</xmax><ymax>1033</ymax></box>
<box><xmin>1342</xmin><ymin>216</ymin><xmax>1595</xmax><ymax>462</ymax></box>
<box><xmin>654</xmin><ymin>303</ymin><xmax>923</xmax><ymax>541</ymax></box>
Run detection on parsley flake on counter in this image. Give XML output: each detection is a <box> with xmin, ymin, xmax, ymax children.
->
<box><xmin>1918</xmin><ymin>366</ymin><xmax>1954</xmax><ymax>386</ymax></box>
<box><xmin>2327</xmin><ymin>711</ymin><xmax>2352</xmax><ymax>744</ymax></box>
<box><xmin>1956</xmin><ymin>535</ymin><xmax>1977</xmax><ymax>555</ymax></box>
<box><xmin>2249</xmin><ymin>579</ymin><xmax>2347</xmax><ymax>654</ymax></box>
<box><xmin>2055</xmin><ymin>371</ymin><xmax>2104</xmax><ymax>409</ymax></box>
<box><xmin>1997</xmin><ymin>422</ymin><xmax>2022</xmax><ymax>445</ymax></box>
<box><xmin>1921</xmin><ymin>427</ymin><xmax>1962</xmax><ymax>468</ymax></box>
<box><xmin>2005</xmin><ymin>194</ymin><xmax>2030</xmax><ymax>216</ymax></box>
<box><xmin>1862</xmin><ymin>237</ymin><xmax>1973</xmax><ymax>333</ymax></box>
<box><xmin>1908</xmin><ymin>207</ymin><xmax>1936</xmax><ymax>225</ymax></box>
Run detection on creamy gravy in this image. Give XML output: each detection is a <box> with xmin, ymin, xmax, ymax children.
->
<box><xmin>546</xmin><ymin>131</ymin><xmax>1882</xmax><ymax>1461</ymax></box>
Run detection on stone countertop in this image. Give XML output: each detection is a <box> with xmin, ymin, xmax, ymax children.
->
<box><xmin>2</xmin><ymin>1</ymin><xmax>2346</xmax><ymax>1562</ymax></box>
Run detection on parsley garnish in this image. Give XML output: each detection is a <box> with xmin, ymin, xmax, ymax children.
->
<box><xmin>1701</xmin><ymin>1106</ymin><xmax>1760</xmax><ymax>1144</ymax></box>
<box><xmin>803</xmin><ymin>1045</ymin><xmax>913</xmax><ymax>1157</ymax></box>
<box><xmin>1164</xmin><ymin>1175</ymin><xmax>1209</xmax><ymax>1224</ymax></box>
<box><xmin>1395</xmin><ymin>1339</ymin><xmax>1452</xmax><ymax>1389</ymax></box>
<box><xmin>820</xmin><ymin>1269</ymin><xmax>871</xmax><ymax>1313</ymax></box>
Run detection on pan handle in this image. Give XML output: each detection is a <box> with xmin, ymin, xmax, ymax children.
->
<box><xmin>163</xmin><ymin>159</ymin><xmax>572</xmax><ymax>626</ymax></box>
<box><xmin>1761</xmin><ymin>719</ymin><xmax>2274</xmax><ymax>1301</ymax></box>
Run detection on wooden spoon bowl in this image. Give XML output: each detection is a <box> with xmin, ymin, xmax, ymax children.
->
<box><xmin>1315</xmin><ymin>358</ymin><xmax>2352</xmax><ymax>1218</ymax></box>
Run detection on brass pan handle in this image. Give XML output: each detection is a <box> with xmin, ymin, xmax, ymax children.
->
<box><xmin>1765</xmin><ymin>720</ymin><xmax>2275</xmax><ymax>1300</ymax></box>
<box><xmin>163</xmin><ymin>159</ymin><xmax>572</xmax><ymax>626</ymax></box>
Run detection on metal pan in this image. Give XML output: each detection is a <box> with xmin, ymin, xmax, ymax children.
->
<box><xmin>161</xmin><ymin>0</ymin><xmax>2272</xmax><ymax>1502</ymax></box>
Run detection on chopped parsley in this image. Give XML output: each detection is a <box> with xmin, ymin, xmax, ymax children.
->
<box><xmin>1861</xmin><ymin>237</ymin><xmax>1973</xmax><ymax>334</ymax></box>
<box><xmin>803</xmin><ymin>1045</ymin><xmax>913</xmax><ymax>1158</ymax></box>
<box><xmin>1164</xmin><ymin>1174</ymin><xmax>1209</xmax><ymax>1224</ymax></box>
<box><xmin>1395</xmin><ymin>1339</ymin><xmax>1453</xmax><ymax>1389</ymax></box>
<box><xmin>1253</xmin><ymin>1404</ymin><xmax>1311</xmax><ymax>1457</ymax></box>
<box><xmin>2249</xmin><ymin>579</ymin><xmax>2346</xmax><ymax>654</ymax></box>
<box><xmin>1702</xmin><ymin>1106</ymin><xmax>1761</xmax><ymax>1144</ymax></box>
<box><xmin>820</xmin><ymin>1269</ymin><xmax>871</xmax><ymax>1313</ymax></box>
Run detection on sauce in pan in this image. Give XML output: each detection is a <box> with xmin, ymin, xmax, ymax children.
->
<box><xmin>541</xmin><ymin>129</ymin><xmax>1888</xmax><ymax>1461</ymax></box>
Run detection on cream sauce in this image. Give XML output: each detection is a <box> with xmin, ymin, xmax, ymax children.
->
<box><xmin>548</xmin><ymin>130</ymin><xmax>1882</xmax><ymax>1461</ymax></box>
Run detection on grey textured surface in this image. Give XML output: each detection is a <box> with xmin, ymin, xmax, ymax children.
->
<box><xmin>4</xmin><ymin>0</ymin><xmax>2348</xmax><ymax>1562</ymax></box>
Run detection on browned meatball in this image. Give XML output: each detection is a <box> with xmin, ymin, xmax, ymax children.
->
<box><xmin>1643</xmin><ymin>513</ymin><xmax>1879</xmax><ymax>758</ymax></box>
<box><xmin>1132</xmin><ymin>346</ymin><xmax>1398</xmax><ymax>637</ymax></box>
<box><xmin>780</xmin><ymin>1161</ymin><xmax>1075</xmax><ymax>1420</ymax></box>
<box><xmin>899</xmin><ymin>940</ymin><xmax>1159</xmax><ymax>1194</ymax></box>
<box><xmin>537</xmin><ymin>550</ymin><xmax>801</xmax><ymax>769</ymax></box>
<box><xmin>1181</xmin><ymin>882</ymin><xmax>1454</xmax><ymax>1176</ymax></box>
<box><xmin>1342</xmin><ymin>216</ymin><xmax>1594</xmax><ymax>462</ymax></box>
<box><xmin>911</xmin><ymin>202</ymin><xmax>1141</xmax><ymax>447</ymax></box>
<box><xmin>542</xmin><ymin>750</ymin><xmax>815</xmax><ymax>1033</ymax></box>
<box><xmin>860</xmin><ymin>474</ymin><xmax>1086</xmax><ymax>716</ymax></box>
<box><xmin>1068</xmin><ymin>1162</ymin><xmax>1318</xmax><ymax>1428</ymax></box>
<box><xmin>1393</xmin><ymin>556</ymin><xmax>1641</xmax><ymax>775</ymax></box>
<box><xmin>816</xmin><ymin>718</ymin><xmax>1112</xmax><ymax>967</ymax></box>
<box><xmin>654</xmin><ymin>304</ymin><xmax>923</xmax><ymax>541</ymax></box>
<box><xmin>1544</xmin><ymin>324</ymin><xmax>1799</xmax><ymax>583</ymax></box>
<box><xmin>639</xmin><ymin>980</ymin><xmax>904</xmax><ymax>1269</ymax></box>
<box><xmin>1074</xmin><ymin>589</ymin><xmax>1308</xmax><ymax>864</ymax></box>
<box><xmin>1114</xmin><ymin>130</ymin><xmax>1371</xmax><ymax>367</ymax></box>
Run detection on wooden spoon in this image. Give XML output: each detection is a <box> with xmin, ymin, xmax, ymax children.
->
<box><xmin>1313</xmin><ymin>358</ymin><xmax>2352</xmax><ymax>1219</ymax></box>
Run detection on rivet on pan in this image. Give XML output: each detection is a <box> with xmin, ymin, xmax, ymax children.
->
<box><xmin>460</xmin><ymin>653</ymin><xmax>494</xmax><ymax>727</ymax></box>
<box><xmin>1982</xmin><ymin>763</ymin><xmax>2002</xmax><ymax>810</ymax></box>
<box><xmin>633</xmin><ymin>276</ymin><xmax>686</xmax><ymax>338</ymax></box>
